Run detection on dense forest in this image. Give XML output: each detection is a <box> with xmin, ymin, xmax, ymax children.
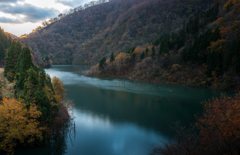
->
<box><xmin>21</xmin><ymin>0</ymin><xmax>214</xmax><ymax>65</ymax></box>
<box><xmin>20</xmin><ymin>0</ymin><xmax>240</xmax><ymax>90</ymax></box>
<box><xmin>0</xmin><ymin>38</ymin><xmax>72</xmax><ymax>154</ymax></box>
<box><xmin>0</xmin><ymin>0</ymin><xmax>240</xmax><ymax>154</ymax></box>
<box><xmin>87</xmin><ymin>0</ymin><xmax>240</xmax><ymax>90</ymax></box>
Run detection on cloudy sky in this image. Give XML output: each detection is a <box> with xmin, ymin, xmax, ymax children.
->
<box><xmin>0</xmin><ymin>0</ymin><xmax>91</xmax><ymax>36</ymax></box>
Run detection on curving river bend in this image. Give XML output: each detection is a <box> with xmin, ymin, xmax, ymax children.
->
<box><xmin>14</xmin><ymin>65</ymin><xmax>232</xmax><ymax>155</ymax></box>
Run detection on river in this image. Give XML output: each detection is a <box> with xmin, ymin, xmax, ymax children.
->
<box><xmin>13</xmin><ymin>65</ymin><xmax>232</xmax><ymax>155</ymax></box>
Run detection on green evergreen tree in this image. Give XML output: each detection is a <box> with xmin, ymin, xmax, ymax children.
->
<box><xmin>223</xmin><ymin>49</ymin><xmax>232</xmax><ymax>72</ymax></box>
<box><xmin>0</xmin><ymin>27</ymin><xmax>11</xmax><ymax>49</ymax></box>
<box><xmin>45</xmin><ymin>55</ymin><xmax>49</xmax><ymax>61</ymax></box>
<box><xmin>110</xmin><ymin>52</ymin><xmax>115</xmax><ymax>62</ymax></box>
<box><xmin>99</xmin><ymin>57</ymin><xmax>106</xmax><ymax>69</ymax></box>
<box><xmin>232</xmin><ymin>39</ymin><xmax>240</xmax><ymax>73</ymax></box>
<box><xmin>0</xmin><ymin>42</ymin><xmax>5</xmax><ymax>60</ymax></box>
<box><xmin>14</xmin><ymin>48</ymin><xmax>23</xmax><ymax>80</ymax></box>
<box><xmin>151</xmin><ymin>46</ymin><xmax>155</xmax><ymax>59</ymax></box>
<box><xmin>23</xmin><ymin>67</ymin><xmax>52</xmax><ymax>121</ymax></box>
<box><xmin>145</xmin><ymin>48</ymin><xmax>149</xmax><ymax>57</ymax></box>
<box><xmin>206</xmin><ymin>52</ymin><xmax>214</xmax><ymax>77</ymax></box>
<box><xmin>212</xmin><ymin>28</ymin><xmax>221</xmax><ymax>41</ymax></box>
<box><xmin>15</xmin><ymin>46</ymin><xmax>33</xmax><ymax>90</ymax></box>
<box><xmin>131</xmin><ymin>53</ymin><xmax>136</xmax><ymax>62</ymax></box>
<box><xmin>4</xmin><ymin>40</ymin><xmax>21</xmax><ymax>82</ymax></box>
<box><xmin>140</xmin><ymin>52</ymin><xmax>145</xmax><ymax>60</ymax></box>
<box><xmin>158</xmin><ymin>44</ymin><xmax>162</xmax><ymax>56</ymax></box>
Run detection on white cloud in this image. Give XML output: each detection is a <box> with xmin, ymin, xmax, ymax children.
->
<box><xmin>0</xmin><ymin>0</ymin><xmax>92</xmax><ymax>36</ymax></box>
<box><xmin>0</xmin><ymin>3</ymin><xmax>60</xmax><ymax>23</ymax></box>
<box><xmin>0</xmin><ymin>22</ymin><xmax>42</xmax><ymax>36</ymax></box>
<box><xmin>55</xmin><ymin>0</ymin><xmax>91</xmax><ymax>7</ymax></box>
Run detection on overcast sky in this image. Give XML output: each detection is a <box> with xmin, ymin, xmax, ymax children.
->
<box><xmin>0</xmin><ymin>0</ymin><xmax>91</xmax><ymax>36</ymax></box>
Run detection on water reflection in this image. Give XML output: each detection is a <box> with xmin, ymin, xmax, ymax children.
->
<box><xmin>12</xmin><ymin>65</ymin><xmax>232</xmax><ymax>155</ymax></box>
<box><xmin>66</xmin><ymin>110</ymin><xmax>165</xmax><ymax>155</ymax></box>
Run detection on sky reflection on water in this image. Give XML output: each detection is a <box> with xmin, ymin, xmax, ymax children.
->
<box><xmin>12</xmin><ymin>65</ymin><xmax>231</xmax><ymax>155</ymax></box>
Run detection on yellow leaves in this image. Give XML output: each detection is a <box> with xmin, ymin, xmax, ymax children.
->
<box><xmin>52</xmin><ymin>76</ymin><xmax>66</xmax><ymax>103</ymax></box>
<box><xmin>207</xmin><ymin>39</ymin><xmax>226</xmax><ymax>53</ymax></box>
<box><xmin>115</xmin><ymin>52</ymin><xmax>127</xmax><ymax>61</ymax></box>
<box><xmin>104</xmin><ymin>27</ymin><xmax>110</xmax><ymax>33</ymax></box>
<box><xmin>223</xmin><ymin>0</ymin><xmax>234</xmax><ymax>10</ymax></box>
<box><xmin>6</xmin><ymin>72</ymin><xmax>14</xmax><ymax>81</ymax></box>
<box><xmin>0</xmin><ymin>97</ymin><xmax>43</xmax><ymax>153</ymax></box>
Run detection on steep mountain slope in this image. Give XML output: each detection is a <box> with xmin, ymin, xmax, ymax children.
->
<box><xmin>87</xmin><ymin>0</ymin><xmax>240</xmax><ymax>90</ymax></box>
<box><xmin>21</xmin><ymin>0</ymin><xmax>213</xmax><ymax>65</ymax></box>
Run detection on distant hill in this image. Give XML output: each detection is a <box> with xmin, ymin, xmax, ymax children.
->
<box><xmin>5</xmin><ymin>32</ymin><xmax>18</xmax><ymax>40</ymax></box>
<box><xmin>21</xmin><ymin>0</ymin><xmax>214</xmax><ymax>65</ymax></box>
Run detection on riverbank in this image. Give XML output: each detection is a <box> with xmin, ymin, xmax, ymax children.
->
<box><xmin>86</xmin><ymin>64</ymin><xmax>239</xmax><ymax>91</ymax></box>
<box><xmin>45</xmin><ymin>65</ymin><xmax>233</xmax><ymax>155</ymax></box>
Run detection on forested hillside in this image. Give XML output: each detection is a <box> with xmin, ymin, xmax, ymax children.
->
<box><xmin>21</xmin><ymin>0</ymin><xmax>213</xmax><ymax>65</ymax></box>
<box><xmin>88</xmin><ymin>0</ymin><xmax>240</xmax><ymax>90</ymax></box>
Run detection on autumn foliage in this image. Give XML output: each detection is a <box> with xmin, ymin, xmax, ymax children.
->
<box><xmin>52</xmin><ymin>76</ymin><xmax>66</xmax><ymax>103</ymax></box>
<box><xmin>152</xmin><ymin>92</ymin><xmax>240</xmax><ymax>155</ymax></box>
<box><xmin>0</xmin><ymin>98</ymin><xmax>43</xmax><ymax>153</ymax></box>
<box><xmin>196</xmin><ymin>92</ymin><xmax>240</xmax><ymax>154</ymax></box>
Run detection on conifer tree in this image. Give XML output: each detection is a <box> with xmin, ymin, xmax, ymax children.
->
<box><xmin>140</xmin><ymin>52</ymin><xmax>145</xmax><ymax>60</ymax></box>
<box><xmin>0</xmin><ymin>42</ymin><xmax>5</xmax><ymax>60</ymax></box>
<box><xmin>15</xmin><ymin>46</ymin><xmax>33</xmax><ymax>90</ymax></box>
<box><xmin>212</xmin><ymin>28</ymin><xmax>221</xmax><ymax>41</ymax></box>
<box><xmin>23</xmin><ymin>67</ymin><xmax>52</xmax><ymax>121</ymax></box>
<box><xmin>151</xmin><ymin>46</ymin><xmax>155</xmax><ymax>59</ymax></box>
<box><xmin>145</xmin><ymin>47</ymin><xmax>149</xmax><ymax>57</ymax></box>
<box><xmin>45</xmin><ymin>55</ymin><xmax>49</xmax><ymax>61</ymax></box>
<box><xmin>158</xmin><ymin>45</ymin><xmax>162</xmax><ymax>56</ymax></box>
<box><xmin>0</xmin><ymin>27</ymin><xmax>11</xmax><ymax>49</ymax></box>
<box><xmin>232</xmin><ymin>39</ymin><xmax>240</xmax><ymax>73</ymax></box>
<box><xmin>223</xmin><ymin>50</ymin><xmax>232</xmax><ymax>72</ymax></box>
<box><xmin>14</xmin><ymin>48</ymin><xmax>23</xmax><ymax>80</ymax></box>
<box><xmin>110</xmin><ymin>52</ymin><xmax>115</xmax><ymax>62</ymax></box>
<box><xmin>99</xmin><ymin>57</ymin><xmax>106</xmax><ymax>69</ymax></box>
<box><xmin>4</xmin><ymin>40</ymin><xmax>21</xmax><ymax>82</ymax></box>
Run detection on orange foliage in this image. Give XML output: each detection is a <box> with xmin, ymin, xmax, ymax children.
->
<box><xmin>0</xmin><ymin>98</ymin><xmax>43</xmax><ymax>153</ymax></box>
<box><xmin>196</xmin><ymin>92</ymin><xmax>240</xmax><ymax>153</ymax></box>
<box><xmin>219</xmin><ymin>27</ymin><xmax>231</xmax><ymax>38</ymax></box>
<box><xmin>216</xmin><ymin>17</ymin><xmax>225</xmax><ymax>26</ymax></box>
<box><xmin>115</xmin><ymin>52</ymin><xmax>130</xmax><ymax>61</ymax></box>
<box><xmin>132</xmin><ymin>47</ymin><xmax>142</xmax><ymax>59</ymax></box>
<box><xmin>223</xmin><ymin>0</ymin><xmax>240</xmax><ymax>10</ymax></box>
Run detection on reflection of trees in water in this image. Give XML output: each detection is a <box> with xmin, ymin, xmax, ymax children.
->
<box><xmin>65</xmin><ymin>65</ymin><xmax>91</xmax><ymax>76</ymax></box>
<box><xmin>45</xmin><ymin>120</ymin><xmax>76</xmax><ymax>155</ymax></box>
